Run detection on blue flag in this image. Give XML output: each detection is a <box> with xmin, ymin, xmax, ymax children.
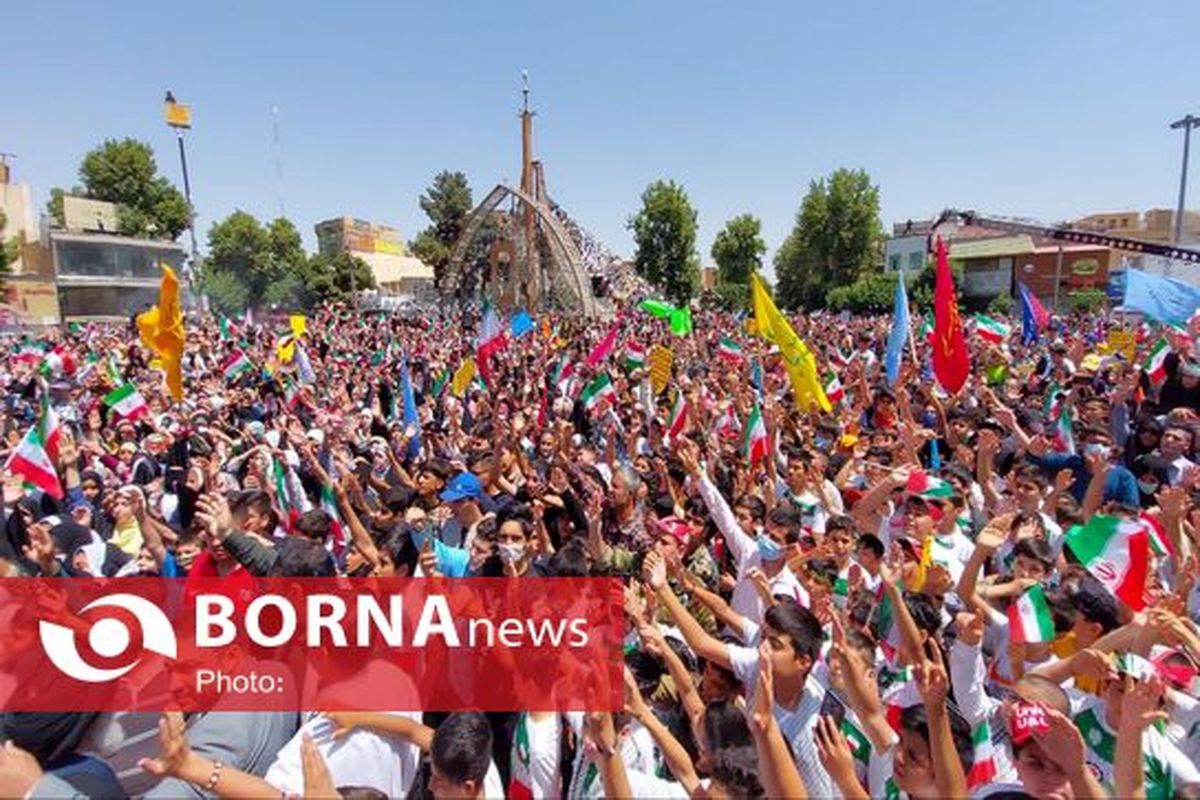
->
<box><xmin>400</xmin><ymin>353</ymin><xmax>421</xmax><ymax>460</ymax></box>
<box><xmin>510</xmin><ymin>310</ymin><xmax>535</xmax><ymax>338</ymax></box>
<box><xmin>1123</xmin><ymin>268</ymin><xmax>1200</xmax><ymax>324</ymax></box>
<box><xmin>885</xmin><ymin>270</ymin><xmax>910</xmax><ymax>385</ymax></box>
<box><xmin>751</xmin><ymin>357</ymin><xmax>765</xmax><ymax>402</ymax></box>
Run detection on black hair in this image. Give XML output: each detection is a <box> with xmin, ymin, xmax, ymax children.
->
<box><xmin>431</xmin><ymin>712</ymin><xmax>492</xmax><ymax>787</ymax></box>
<box><xmin>826</xmin><ymin>515</ymin><xmax>854</xmax><ymax>536</ymax></box>
<box><xmin>805</xmin><ymin>557</ymin><xmax>839</xmax><ymax>590</ymax></box>
<box><xmin>1012</xmin><ymin>537</ymin><xmax>1054</xmax><ymax>571</ymax></box>
<box><xmin>763</xmin><ymin>599</ymin><xmax>822</xmax><ymax>662</ymax></box>
<box><xmin>423</xmin><ymin>458</ymin><xmax>453</xmax><ymax>482</ymax></box>
<box><xmin>900</xmin><ymin>703</ymin><xmax>974</xmax><ymax>776</ymax></box>
<box><xmin>856</xmin><ymin>533</ymin><xmax>884</xmax><ymax>560</ymax></box>
<box><xmin>381</xmin><ymin>531</ymin><xmax>419</xmax><ymax>576</ymax></box>
<box><xmin>271</xmin><ymin>537</ymin><xmax>336</xmax><ymax>578</ymax></box>
<box><xmin>381</xmin><ymin>486</ymin><xmax>417</xmax><ymax>513</ymax></box>
<box><xmin>737</xmin><ymin>495</ymin><xmax>767</xmax><ymax>523</ymax></box>
<box><xmin>709</xmin><ymin>745</ymin><xmax>765</xmax><ymax>799</ymax></box>
<box><xmin>766</xmin><ymin>506</ymin><xmax>803</xmax><ymax>544</ymax></box>
<box><xmin>232</xmin><ymin>490</ymin><xmax>280</xmax><ymax>532</ymax></box>
<box><xmin>1070</xmin><ymin>577</ymin><xmax>1121</xmax><ymax>633</ymax></box>
<box><xmin>548</xmin><ymin>539</ymin><xmax>589</xmax><ymax>577</ymax></box>
<box><xmin>704</xmin><ymin>699</ymin><xmax>753</xmax><ymax>751</ymax></box>
<box><xmin>902</xmin><ymin>591</ymin><xmax>942</xmax><ymax>639</ymax></box>
<box><xmin>625</xmin><ymin>649</ymin><xmax>666</xmax><ymax>698</ymax></box>
<box><xmin>336</xmin><ymin>788</ymin><xmax>388</xmax><ymax>800</ymax></box>
<box><xmin>293</xmin><ymin>509</ymin><xmax>332</xmax><ymax>543</ymax></box>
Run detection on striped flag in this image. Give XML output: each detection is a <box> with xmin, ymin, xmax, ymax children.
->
<box><xmin>294</xmin><ymin>341</ymin><xmax>317</xmax><ymax>384</ymax></box>
<box><xmin>1065</xmin><ymin>514</ymin><xmax>1150</xmax><ymax>611</ymax></box>
<box><xmin>221</xmin><ymin>351</ymin><xmax>254</xmax><ymax>383</ymax></box>
<box><xmin>905</xmin><ymin>470</ymin><xmax>954</xmax><ymax>499</ymax></box>
<box><xmin>742</xmin><ymin>404</ymin><xmax>768</xmax><ymax>465</ymax></box>
<box><xmin>874</xmin><ymin>584</ymin><xmax>904</xmax><ymax>664</ymax></box>
<box><xmin>103</xmin><ymin>383</ymin><xmax>149</xmax><ymax>421</ymax></box>
<box><xmin>966</xmin><ymin>721</ymin><xmax>998</xmax><ymax>789</ymax></box>
<box><xmin>5</xmin><ymin>426</ymin><xmax>63</xmax><ymax>499</ymax></box>
<box><xmin>716</xmin><ymin>336</ymin><xmax>744</xmax><ymax>363</ymax></box>
<box><xmin>917</xmin><ymin>318</ymin><xmax>934</xmax><ymax>344</ymax></box>
<box><xmin>552</xmin><ymin>357</ymin><xmax>577</xmax><ymax>397</ymax></box>
<box><xmin>622</xmin><ymin>342</ymin><xmax>647</xmax><ymax>371</ymax></box>
<box><xmin>824</xmin><ymin>373</ymin><xmax>845</xmax><ymax>404</ymax></box>
<box><xmin>1143</xmin><ymin>337</ymin><xmax>1171</xmax><ymax>385</ymax></box>
<box><xmin>1051</xmin><ymin>402</ymin><xmax>1076</xmax><ymax>455</ymax></box>
<box><xmin>586</xmin><ymin>321</ymin><xmax>621</xmax><ymax>368</ymax></box>
<box><xmin>1140</xmin><ymin>511</ymin><xmax>1173</xmax><ymax>557</ymax></box>
<box><xmin>37</xmin><ymin>389</ymin><xmax>62</xmax><ymax>464</ymax></box>
<box><xmin>476</xmin><ymin>300</ymin><xmax>507</xmax><ymax>385</ymax></box>
<box><xmin>974</xmin><ymin>314</ymin><xmax>1011</xmax><ymax>345</ymax></box>
<box><xmin>579</xmin><ymin>373</ymin><xmax>615</xmax><ymax>414</ymax></box>
<box><xmin>1008</xmin><ymin>584</ymin><xmax>1055</xmax><ymax>643</ymax></box>
<box><xmin>319</xmin><ymin>484</ymin><xmax>347</xmax><ymax>558</ymax></box>
<box><xmin>714</xmin><ymin>405</ymin><xmax>741</xmax><ymax>439</ymax></box>
<box><xmin>666</xmin><ymin>390</ymin><xmax>689</xmax><ymax>441</ymax></box>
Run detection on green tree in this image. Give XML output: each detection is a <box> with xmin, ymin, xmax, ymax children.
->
<box><xmin>302</xmin><ymin>251</ymin><xmax>375</xmax><ymax>305</ymax></box>
<box><xmin>409</xmin><ymin>171</ymin><xmax>474</xmax><ymax>289</ymax></box>
<box><xmin>201</xmin><ymin>212</ymin><xmax>311</xmax><ymax>310</ymax></box>
<box><xmin>711</xmin><ymin>213</ymin><xmax>765</xmax><ymax>286</ymax></box>
<box><xmin>0</xmin><ymin>210</ymin><xmax>16</xmax><ymax>293</ymax></box>
<box><xmin>200</xmin><ymin>268</ymin><xmax>251</xmax><ymax>316</ymax></box>
<box><xmin>628</xmin><ymin>180</ymin><xmax>700</xmax><ymax>304</ymax></box>
<box><xmin>47</xmin><ymin>138</ymin><xmax>190</xmax><ymax>239</ymax></box>
<box><xmin>774</xmin><ymin>168</ymin><xmax>882</xmax><ymax>309</ymax></box>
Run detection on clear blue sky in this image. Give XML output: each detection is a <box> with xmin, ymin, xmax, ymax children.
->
<box><xmin>7</xmin><ymin>1</ymin><xmax>1200</xmax><ymax>273</ymax></box>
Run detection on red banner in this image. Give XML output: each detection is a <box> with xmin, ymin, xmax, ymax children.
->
<box><xmin>0</xmin><ymin>578</ymin><xmax>624</xmax><ymax>713</ymax></box>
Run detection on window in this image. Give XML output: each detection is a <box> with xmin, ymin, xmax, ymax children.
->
<box><xmin>889</xmin><ymin>254</ymin><xmax>900</xmax><ymax>271</ymax></box>
<box><xmin>908</xmin><ymin>251</ymin><xmax>924</xmax><ymax>271</ymax></box>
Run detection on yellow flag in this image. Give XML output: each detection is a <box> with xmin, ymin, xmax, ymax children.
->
<box><xmin>647</xmin><ymin>345</ymin><xmax>674</xmax><ymax>395</ymax></box>
<box><xmin>136</xmin><ymin>264</ymin><xmax>185</xmax><ymax>401</ymax></box>
<box><xmin>451</xmin><ymin>358</ymin><xmax>477</xmax><ymax>397</ymax></box>
<box><xmin>750</xmin><ymin>274</ymin><xmax>830</xmax><ymax>412</ymax></box>
<box><xmin>912</xmin><ymin>534</ymin><xmax>934</xmax><ymax>592</ymax></box>
<box><xmin>277</xmin><ymin>336</ymin><xmax>296</xmax><ymax>364</ymax></box>
<box><xmin>290</xmin><ymin>314</ymin><xmax>307</xmax><ymax>338</ymax></box>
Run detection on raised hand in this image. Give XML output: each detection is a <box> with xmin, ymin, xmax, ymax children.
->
<box><xmin>915</xmin><ymin>643</ymin><xmax>949</xmax><ymax>707</ymax></box>
<box><xmin>642</xmin><ymin>550</ymin><xmax>667</xmax><ymax>592</ymax></box>
<box><xmin>814</xmin><ymin>714</ymin><xmax>856</xmax><ymax>784</ymax></box>
<box><xmin>955</xmin><ymin>609</ymin><xmax>986</xmax><ymax>648</ymax></box>
<box><xmin>300</xmin><ymin>733</ymin><xmax>339</xmax><ymax>800</ymax></box>
<box><xmin>1032</xmin><ymin>709</ymin><xmax>1088</xmax><ymax>773</ymax></box>
<box><xmin>138</xmin><ymin>712</ymin><xmax>193</xmax><ymax>778</ymax></box>
<box><xmin>1118</xmin><ymin>675</ymin><xmax>1168</xmax><ymax>732</ymax></box>
<box><xmin>747</xmin><ymin>643</ymin><xmax>775</xmax><ymax>733</ymax></box>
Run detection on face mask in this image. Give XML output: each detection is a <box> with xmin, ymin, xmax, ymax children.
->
<box><xmin>1084</xmin><ymin>443</ymin><xmax>1110</xmax><ymax>460</ymax></box>
<box><xmin>498</xmin><ymin>542</ymin><xmax>526</xmax><ymax>565</ymax></box>
<box><xmin>814</xmin><ymin>436</ymin><xmax>831</xmax><ymax>450</ymax></box>
<box><xmin>1137</xmin><ymin>480</ymin><xmax>1159</xmax><ymax>495</ymax></box>
<box><xmin>756</xmin><ymin>532</ymin><xmax>783</xmax><ymax>562</ymax></box>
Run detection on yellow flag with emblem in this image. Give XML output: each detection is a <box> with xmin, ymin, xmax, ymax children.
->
<box><xmin>750</xmin><ymin>273</ymin><xmax>830</xmax><ymax>412</ymax></box>
<box><xmin>290</xmin><ymin>314</ymin><xmax>307</xmax><ymax>338</ymax></box>
<box><xmin>451</xmin><ymin>358</ymin><xmax>477</xmax><ymax>397</ymax></box>
<box><xmin>136</xmin><ymin>264</ymin><xmax>186</xmax><ymax>401</ymax></box>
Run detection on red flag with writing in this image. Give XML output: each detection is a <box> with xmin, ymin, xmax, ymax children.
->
<box><xmin>932</xmin><ymin>237</ymin><xmax>969</xmax><ymax>392</ymax></box>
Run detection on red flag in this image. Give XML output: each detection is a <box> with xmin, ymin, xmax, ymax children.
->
<box><xmin>932</xmin><ymin>237</ymin><xmax>969</xmax><ymax>393</ymax></box>
<box><xmin>586</xmin><ymin>320</ymin><xmax>621</xmax><ymax>368</ymax></box>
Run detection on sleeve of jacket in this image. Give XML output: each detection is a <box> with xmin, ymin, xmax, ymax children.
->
<box><xmin>222</xmin><ymin>532</ymin><xmax>279</xmax><ymax>576</ymax></box>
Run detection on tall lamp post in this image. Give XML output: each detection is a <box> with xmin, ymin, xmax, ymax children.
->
<box><xmin>1170</xmin><ymin>114</ymin><xmax>1200</xmax><ymax>245</ymax></box>
<box><xmin>164</xmin><ymin>92</ymin><xmax>199</xmax><ymax>295</ymax></box>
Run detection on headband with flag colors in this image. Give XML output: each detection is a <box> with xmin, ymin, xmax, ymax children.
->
<box><xmin>905</xmin><ymin>469</ymin><xmax>954</xmax><ymax>499</ymax></box>
<box><xmin>749</xmin><ymin>273</ymin><xmax>830</xmax><ymax>412</ymax></box>
<box><xmin>1065</xmin><ymin>514</ymin><xmax>1149</xmax><ymax>611</ymax></box>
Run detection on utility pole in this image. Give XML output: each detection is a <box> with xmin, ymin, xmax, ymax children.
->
<box><xmin>1170</xmin><ymin>114</ymin><xmax>1200</xmax><ymax>244</ymax></box>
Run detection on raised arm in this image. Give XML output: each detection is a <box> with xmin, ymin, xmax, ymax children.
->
<box><xmin>746</xmin><ymin>646</ymin><xmax>807</xmax><ymax>799</ymax></box>
<box><xmin>645</xmin><ymin>550</ymin><xmax>731</xmax><ymax>670</ymax></box>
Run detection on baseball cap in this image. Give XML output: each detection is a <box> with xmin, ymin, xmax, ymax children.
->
<box><xmin>439</xmin><ymin>472</ymin><xmax>483</xmax><ymax>503</ymax></box>
<box><xmin>654</xmin><ymin>516</ymin><xmax>691</xmax><ymax>545</ymax></box>
<box><xmin>1008</xmin><ymin>701</ymin><xmax>1052</xmax><ymax>747</ymax></box>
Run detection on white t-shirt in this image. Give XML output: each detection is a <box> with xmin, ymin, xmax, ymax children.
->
<box><xmin>728</xmin><ymin>644</ymin><xmax>832</xmax><ymax>798</ymax></box>
<box><xmin>510</xmin><ymin>712</ymin><xmax>562</xmax><ymax>798</ymax></box>
<box><xmin>1072</xmin><ymin>695</ymin><xmax>1200</xmax><ymax>798</ymax></box>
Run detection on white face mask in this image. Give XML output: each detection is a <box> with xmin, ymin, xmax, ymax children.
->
<box><xmin>497</xmin><ymin>542</ymin><xmax>526</xmax><ymax>565</ymax></box>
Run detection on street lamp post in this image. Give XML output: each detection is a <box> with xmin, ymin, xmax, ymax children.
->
<box><xmin>1170</xmin><ymin>114</ymin><xmax>1200</xmax><ymax>245</ymax></box>
<box><xmin>164</xmin><ymin>92</ymin><xmax>200</xmax><ymax>297</ymax></box>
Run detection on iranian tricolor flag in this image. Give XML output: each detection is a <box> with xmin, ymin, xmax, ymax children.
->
<box><xmin>552</xmin><ymin>357</ymin><xmax>577</xmax><ymax>397</ymax></box>
<box><xmin>965</xmin><ymin>721</ymin><xmax>998</xmax><ymax>790</ymax></box>
<box><xmin>579</xmin><ymin>373</ymin><xmax>615</xmax><ymax>414</ymax></box>
<box><xmin>104</xmin><ymin>383</ymin><xmax>149</xmax><ymax>421</ymax></box>
<box><xmin>319</xmin><ymin>484</ymin><xmax>347</xmax><ymax>558</ymax></box>
<box><xmin>974</xmin><ymin>314</ymin><xmax>1011</xmax><ymax>344</ymax></box>
<box><xmin>38</xmin><ymin>391</ymin><xmax>62</xmax><ymax>463</ymax></box>
<box><xmin>717</xmin><ymin>336</ymin><xmax>744</xmax><ymax>363</ymax></box>
<box><xmin>1051</xmin><ymin>402</ymin><xmax>1076</xmax><ymax>455</ymax></box>
<box><xmin>918</xmin><ymin>318</ymin><xmax>934</xmax><ymax>343</ymax></box>
<box><xmin>1007</xmin><ymin>584</ymin><xmax>1055</xmax><ymax>643</ymax></box>
<box><xmin>221</xmin><ymin>350</ymin><xmax>254</xmax><ymax>383</ymax></box>
<box><xmin>5</xmin><ymin>426</ymin><xmax>63</xmax><ymax>499</ymax></box>
<box><xmin>905</xmin><ymin>469</ymin><xmax>955</xmax><ymax>499</ymax></box>
<box><xmin>666</xmin><ymin>391</ymin><xmax>689</xmax><ymax>441</ymax></box>
<box><xmin>714</xmin><ymin>405</ymin><xmax>740</xmax><ymax>439</ymax></box>
<box><xmin>742</xmin><ymin>404</ymin><xmax>768</xmax><ymax>465</ymax></box>
<box><xmin>1143</xmin><ymin>337</ymin><xmax>1171</xmax><ymax>385</ymax></box>
<box><xmin>824</xmin><ymin>373</ymin><xmax>845</xmax><ymax>404</ymax></box>
<box><xmin>622</xmin><ymin>342</ymin><xmax>646</xmax><ymax>371</ymax></box>
<box><xmin>1065</xmin><ymin>514</ymin><xmax>1149</xmax><ymax>610</ymax></box>
<box><xmin>475</xmin><ymin>301</ymin><xmax>507</xmax><ymax>385</ymax></box>
<box><xmin>1140</xmin><ymin>511</ymin><xmax>1173</xmax><ymax>557</ymax></box>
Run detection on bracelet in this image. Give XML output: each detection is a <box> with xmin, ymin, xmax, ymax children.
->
<box><xmin>206</xmin><ymin>760</ymin><xmax>223</xmax><ymax>791</ymax></box>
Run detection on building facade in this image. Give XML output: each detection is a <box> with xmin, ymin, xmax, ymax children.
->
<box><xmin>314</xmin><ymin>216</ymin><xmax>434</xmax><ymax>300</ymax></box>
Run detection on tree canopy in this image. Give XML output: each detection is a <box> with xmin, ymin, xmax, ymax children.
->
<box><xmin>774</xmin><ymin>168</ymin><xmax>882</xmax><ymax>309</ymax></box>
<box><xmin>48</xmin><ymin>138</ymin><xmax>190</xmax><ymax>240</ymax></box>
<box><xmin>409</xmin><ymin>171</ymin><xmax>474</xmax><ymax>289</ymax></box>
<box><xmin>628</xmin><ymin>180</ymin><xmax>699</xmax><ymax>305</ymax></box>
<box><xmin>711</xmin><ymin>213</ymin><xmax>765</xmax><ymax>286</ymax></box>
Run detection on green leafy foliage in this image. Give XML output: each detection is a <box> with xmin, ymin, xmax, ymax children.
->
<box><xmin>986</xmin><ymin>292</ymin><xmax>1015</xmax><ymax>315</ymax></box>
<box><xmin>48</xmin><ymin>138</ymin><xmax>189</xmax><ymax>239</ymax></box>
<box><xmin>825</xmin><ymin>272</ymin><xmax>901</xmax><ymax>313</ymax></box>
<box><xmin>628</xmin><ymin>180</ymin><xmax>699</xmax><ymax>304</ymax></box>
<box><xmin>1068</xmin><ymin>287</ymin><xmax>1106</xmax><ymax>314</ymax></box>
<box><xmin>711</xmin><ymin>214</ymin><xmax>765</xmax><ymax>286</ymax></box>
<box><xmin>774</xmin><ymin>168</ymin><xmax>882</xmax><ymax>309</ymax></box>
<box><xmin>409</xmin><ymin>171</ymin><xmax>473</xmax><ymax>288</ymax></box>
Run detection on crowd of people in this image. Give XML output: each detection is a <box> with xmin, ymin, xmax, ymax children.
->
<box><xmin>1</xmin><ymin>293</ymin><xmax>1199</xmax><ymax>799</ymax></box>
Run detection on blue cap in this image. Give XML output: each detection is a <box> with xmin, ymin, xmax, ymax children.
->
<box><xmin>440</xmin><ymin>472</ymin><xmax>483</xmax><ymax>503</ymax></box>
